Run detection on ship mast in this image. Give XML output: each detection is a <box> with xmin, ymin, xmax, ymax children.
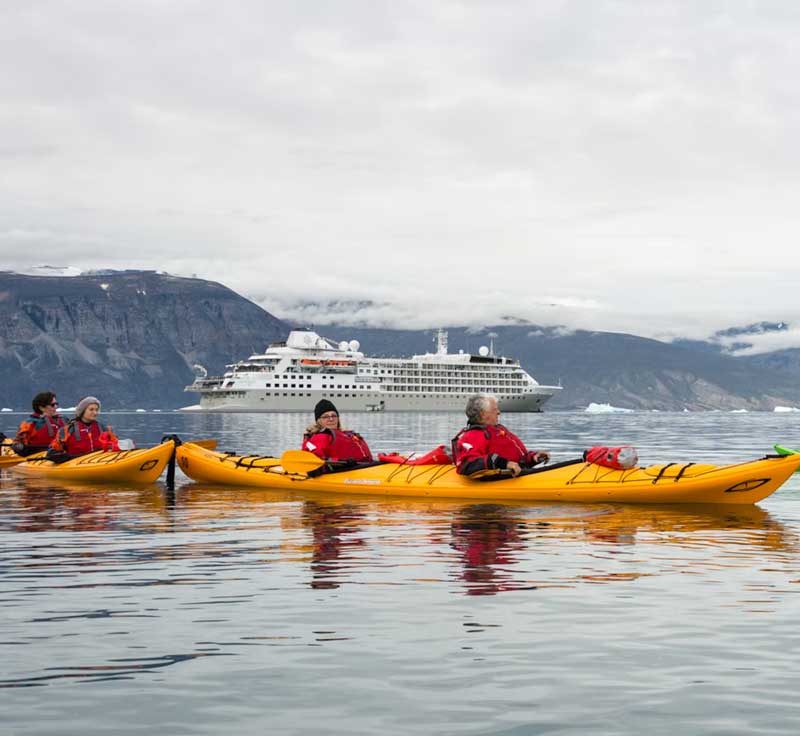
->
<box><xmin>435</xmin><ymin>328</ymin><xmax>448</xmax><ymax>355</ymax></box>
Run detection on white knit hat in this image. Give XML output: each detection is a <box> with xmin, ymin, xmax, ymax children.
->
<box><xmin>75</xmin><ymin>396</ymin><xmax>101</xmax><ymax>419</ymax></box>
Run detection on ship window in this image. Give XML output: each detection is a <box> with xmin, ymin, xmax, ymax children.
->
<box><xmin>291</xmin><ymin>393</ymin><xmax>295</xmax><ymax>396</ymax></box>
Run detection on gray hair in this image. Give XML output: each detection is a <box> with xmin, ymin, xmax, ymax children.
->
<box><xmin>465</xmin><ymin>394</ymin><xmax>496</xmax><ymax>424</ymax></box>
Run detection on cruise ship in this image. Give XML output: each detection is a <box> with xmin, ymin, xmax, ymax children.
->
<box><xmin>185</xmin><ymin>329</ymin><xmax>562</xmax><ymax>412</ymax></box>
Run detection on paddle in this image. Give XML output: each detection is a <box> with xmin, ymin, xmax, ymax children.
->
<box><xmin>279</xmin><ymin>450</ymin><xmax>373</xmax><ymax>475</ymax></box>
<box><xmin>186</xmin><ymin>439</ymin><xmax>218</xmax><ymax>450</ymax></box>
<box><xmin>280</xmin><ymin>449</ymin><xmax>327</xmax><ymax>475</ymax></box>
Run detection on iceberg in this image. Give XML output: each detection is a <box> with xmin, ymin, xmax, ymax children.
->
<box><xmin>730</xmin><ymin>409</ymin><xmax>748</xmax><ymax>413</ymax></box>
<box><xmin>1</xmin><ymin>407</ymin><xmax>12</xmax><ymax>412</ymax></box>
<box><xmin>585</xmin><ymin>402</ymin><xmax>634</xmax><ymax>414</ymax></box>
<box><xmin>135</xmin><ymin>409</ymin><xmax>146</xmax><ymax>413</ymax></box>
<box><xmin>774</xmin><ymin>406</ymin><xmax>800</xmax><ymax>413</ymax></box>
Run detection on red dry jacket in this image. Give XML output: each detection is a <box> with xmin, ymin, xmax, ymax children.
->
<box><xmin>302</xmin><ymin>429</ymin><xmax>373</xmax><ymax>462</ymax></box>
<box><xmin>453</xmin><ymin>424</ymin><xmax>537</xmax><ymax>475</ymax></box>
<box><xmin>15</xmin><ymin>413</ymin><xmax>65</xmax><ymax>450</ymax></box>
<box><xmin>51</xmin><ymin>420</ymin><xmax>119</xmax><ymax>456</ymax></box>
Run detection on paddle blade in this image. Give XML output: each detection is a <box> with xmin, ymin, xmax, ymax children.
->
<box><xmin>281</xmin><ymin>450</ymin><xmax>326</xmax><ymax>475</ymax></box>
<box><xmin>187</xmin><ymin>439</ymin><xmax>218</xmax><ymax>450</ymax></box>
<box><xmin>774</xmin><ymin>445</ymin><xmax>800</xmax><ymax>472</ymax></box>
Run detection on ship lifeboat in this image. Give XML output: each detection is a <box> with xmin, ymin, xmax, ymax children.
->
<box><xmin>301</xmin><ymin>359</ymin><xmax>323</xmax><ymax>366</ymax></box>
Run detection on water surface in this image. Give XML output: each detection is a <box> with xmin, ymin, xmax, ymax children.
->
<box><xmin>2</xmin><ymin>411</ymin><xmax>800</xmax><ymax>735</ymax></box>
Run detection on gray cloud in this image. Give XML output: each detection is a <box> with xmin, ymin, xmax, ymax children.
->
<box><xmin>2</xmin><ymin>1</ymin><xmax>800</xmax><ymax>345</ymax></box>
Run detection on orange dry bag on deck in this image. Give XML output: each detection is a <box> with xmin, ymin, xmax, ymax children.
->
<box><xmin>584</xmin><ymin>446</ymin><xmax>638</xmax><ymax>470</ymax></box>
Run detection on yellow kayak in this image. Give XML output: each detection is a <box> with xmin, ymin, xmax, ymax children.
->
<box><xmin>12</xmin><ymin>441</ymin><xmax>176</xmax><ymax>484</ymax></box>
<box><xmin>0</xmin><ymin>447</ymin><xmax>29</xmax><ymax>468</ymax></box>
<box><xmin>175</xmin><ymin>443</ymin><xmax>800</xmax><ymax>505</ymax></box>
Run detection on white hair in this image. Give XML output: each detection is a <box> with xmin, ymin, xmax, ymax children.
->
<box><xmin>465</xmin><ymin>394</ymin><xmax>497</xmax><ymax>424</ymax></box>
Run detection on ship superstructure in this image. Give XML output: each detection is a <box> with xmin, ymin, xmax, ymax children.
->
<box><xmin>185</xmin><ymin>329</ymin><xmax>561</xmax><ymax>412</ymax></box>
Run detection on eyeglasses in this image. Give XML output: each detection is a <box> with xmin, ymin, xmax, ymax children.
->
<box><xmin>319</xmin><ymin>413</ymin><xmax>338</xmax><ymax>420</ymax></box>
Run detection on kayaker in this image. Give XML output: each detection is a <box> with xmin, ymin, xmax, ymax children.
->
<box><xmin>452</xmin><ymin>394</ymin><xmax>550</xmax><ymax>477</ymax></box>
<box><xmin>302</xmin><ymin>399</ymin><xmax>373</xmax><ymax>463</ymax></box>
<box><xmin>49</xmin><ymin>396</ymin><xmax>120</xmax><ymax>459</ymax></box>
<box><xmin>11</xmin><ymin>391</ymin><xmax>66</xmax><ymax>456</ymax></box>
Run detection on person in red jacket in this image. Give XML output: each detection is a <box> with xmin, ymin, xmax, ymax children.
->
<box><xmin>49</xmin><ymin>396</ymin><xmax>119</xmax><ymax>459</ymax></box>
<box><xmin>12</xmin><ymin>391</ymin><xmax>66</xmax><ymax>456</ymax></box>
<box><xmin>453</xmin><ymin>394</ymin><xmax>549</xmax><ymax>477</ymax></box>
<box><xmin>302</xmin><ymin>399</ymin><xmax>373</xmax><ymax>463</ymax></box>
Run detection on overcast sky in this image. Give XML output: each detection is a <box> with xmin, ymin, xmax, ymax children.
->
<box><xmin>3</xmin><ymin>1</ymin><xmax>800</xmax><ymax>352</ymax></box>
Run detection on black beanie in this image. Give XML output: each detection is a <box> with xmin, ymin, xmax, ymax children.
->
<box><xmin>314</xmin><ymin>399</ymin><xmax>338</xmax><ymax>420</ymax></box>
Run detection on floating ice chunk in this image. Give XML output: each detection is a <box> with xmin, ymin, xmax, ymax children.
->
<box><xmin>178</xmin><ymin>404</ymin><xmax>203</xmax><ymax>411</ymax></box>
<box><xmin>774</xmin><ymin>406</ymin><xmax>800</xmax><ymax>413</ymax></box>
<box><xmin>584</xmin><ymin>402</ymin><xmax>633</xmax><ymax>414</ymax></box>
<box><xmin>730</xmin><ymin>409</ymin><xmax>748</xmax><ymax>413</ymax></box>
<box><xmin>1</xmin><ymin>407</ymin><xmax>12</xmax><ymax>412</ymax></box>
<box><xmin>135</xmin><ymin>408</ymin><xmax>146</xmax><ymax>413</ymax></box>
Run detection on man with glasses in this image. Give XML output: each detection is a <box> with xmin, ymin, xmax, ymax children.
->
<box><xmin>302</xmin><ymin>399</ymin><xmax>373</xmax><ymax>463</ymax></box>
<box><xmin>11</xmin><ymin>391</ymin><xmax>65</xmax><ymax>456</ymax></box>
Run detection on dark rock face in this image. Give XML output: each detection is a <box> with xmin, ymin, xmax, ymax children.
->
<box><xmin>0</xmin><ymin>271</ymin><xmax>288</xmax><ymax>409</ymax></box>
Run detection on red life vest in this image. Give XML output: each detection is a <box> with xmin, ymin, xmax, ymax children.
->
<box><xmin>302</xmin><ymin>429</ymin><xmax>373</xmax><ymax>462</ymax></box>
<box><xmin>452</xmin><ymin>424</ymin><xmax>531</xmax><ymax>475</ymax></box>
<box><xmin>52</xmin><ymin>420</ymin><xmax>118</xmax><ymax>456</ymax></box>
<box><xmin>15</xmin><ymin>413</ymin><xmax>65</xmax><ymax>450</ymax></box>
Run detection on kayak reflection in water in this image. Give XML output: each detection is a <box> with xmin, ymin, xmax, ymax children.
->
<box><xmin>302</xmin><ymin>501</ymin><xmax>366</xmax><ymax>589</ymax></box>
<box><xmin>450</xmin><ymin>505</ymin><xmax>532</xmax><ymax>596</ymax></box>
<box><xmin>48</xmin><ymin>396</ymin><xmax>120</xmax><ymax>461</ymax></box>
<box><xmin>452</xmin><ymin>394</ymin><xmax>550</xmax><ymax>477</ymax></box>
<box><xmin>302</xmin><ymin>399</ymin><xmax>373</xmax><ymax>464</ymax></box>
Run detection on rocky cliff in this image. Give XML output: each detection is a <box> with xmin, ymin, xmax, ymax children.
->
<box><xmin>0</xmin><ymin>271</ymin><xmax>288</xmax><ymax>409</ymax></box>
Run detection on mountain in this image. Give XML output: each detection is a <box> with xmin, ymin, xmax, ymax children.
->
<box><xmin>0</xmin><ymin>270</ymin><xmax>288</xmax><ymax>409</ymax></box>
<box><xmin>312</xmin><ymin>324</ymin><xmax>800</xmax><ymax>411</ymax></box>
<box><xmin>1</xmin><ymin>270</ymin><xmax>798</xmax><ymax>411</ymax></box>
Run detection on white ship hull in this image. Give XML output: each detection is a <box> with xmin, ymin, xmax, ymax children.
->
<box><xmin>185</xmin><ymin>329</ymin><xmax>562</xmax><ymax>413</ymax></box>
<box><xmin>192</xmin><ymin>387</ymin><xmax>559</xmax><ymax>413</ymax></box>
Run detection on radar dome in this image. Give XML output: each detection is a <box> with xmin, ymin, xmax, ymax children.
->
<box><xmin>349</xmin><ymin>339</ymin><xmax>360</xmax><ymax>351</ymax></box>
<box><xmin>478</xmin><ymin>346</ymin><xmax>489</xmax><ymax>356</ymax></box>
<box><xmin>338</xmin><ymin>341</ymin><xmax>349</xmax><ymax>351</ymax></box>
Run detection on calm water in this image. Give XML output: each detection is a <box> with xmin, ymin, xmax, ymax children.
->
<box><xmin>2</xmin><ymin>411</ymin><xmax>800</xmax><ymax>735</ymax></box>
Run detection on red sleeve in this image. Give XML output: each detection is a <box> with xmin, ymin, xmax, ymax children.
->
<box><xmin>303</xmin><ymin>432</ymin><xmax>333</xmax><ymax>460</ymax></box>
<box><xmin>455</xmin><ymin>428</ymin><xmax>492</xmax><ymax>474</ymax></box>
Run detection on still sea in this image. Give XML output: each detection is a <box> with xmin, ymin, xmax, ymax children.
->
<box><xmin>2</xmin><ymin>410</ymin><xmax>800</xmax><ymax>735</ymax></box>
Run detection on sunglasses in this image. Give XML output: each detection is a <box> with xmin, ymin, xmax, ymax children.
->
<box><xmin>48</xmin><ymin>402</ymin><xmax>59</xmax><ymax>407</ymax></box>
